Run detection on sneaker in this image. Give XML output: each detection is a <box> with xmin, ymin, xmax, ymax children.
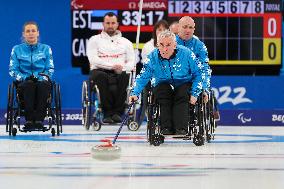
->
<box><xmin>112</xmin><ymin>114</ymin><xmax>122</xmax><ymax>123</ymax></box>
<box><xmin>175</xmin><ymin>128</ymin><xmax>187</xmax><ymax>135</ymax></box>
<box><xmin>23</xmin><ymin>121</ymin><xmax>33</xmax><ymax>130</ymax></box>
<box><xmin>161</xmin><ymin>128</ymin><xmax>174</xmax><ymax>135</ymax></box>
<box><xmin>103</xmin><ymin>117</ymin><xmax>114</xmax><ymax>123</ymax></box>
<box><xmin>34</xmin><ymin>121</ymin><xmax>44</xmax><ymax>128</ymax></box>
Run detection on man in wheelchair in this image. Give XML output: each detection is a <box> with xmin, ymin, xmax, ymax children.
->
<box><xmin>86</xmin><ymin>12</ymin><xmax>135</xmax><ymax>124</ymax></box>
<box><xmin>129</xmin><ymin>30</ymin><xmax>203</xmax><ymax>135</ymax></box>
<box><xmin>176</xmin><ymin>16</ymin><xmax>220</xmax><ymax>121</ymax></box>
<box><xmin>9</xmin><ymin>21</ymin><xmax>54</xmax><ymax>130</ymax></box>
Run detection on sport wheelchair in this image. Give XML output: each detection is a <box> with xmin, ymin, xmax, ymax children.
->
<box><xmin>81</xmin><ymin>71</ymin><xmax>142</xmax><ymax>131</ymax></box>
<box><xmin>6</xmin><ymin>79</ymin><xmax>62</xmax><ymax>137</ymax></box>
<box><xmin>146</xmin><ymin>89</ymin><xmax>218</xmax><ymax>146</ymax></box>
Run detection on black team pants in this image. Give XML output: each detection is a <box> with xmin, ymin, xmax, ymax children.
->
<box><xmin>153</xmin><ymin>83</ymin><xmax>192</xmax><ymax>132</ymax></box>
<box><xmin>18</xmin><ymin>80</ymin><xmax>51</xmax><ymax>122</ymax></box>
<box><xmin>90</xmin><ymin>69</ymin><xmax>129</xmax><ymax>117</ymax></box>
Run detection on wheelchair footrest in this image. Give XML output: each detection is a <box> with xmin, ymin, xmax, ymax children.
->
<box><xmin>172</xmin><ymin>135</ymin><xmax>190</xmax><ymax>139</ymax></box>
<box><xmin>21</xmin><ymin>126</ymin><xmax>49</xmax><ymax>132</ymax></box>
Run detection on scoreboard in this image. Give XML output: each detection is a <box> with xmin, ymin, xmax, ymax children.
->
<box><xmin>71</xmin><ymin>0</ymin><xmax>282</xmax><ymax>74</ymax></box>
<box><xmin>168</xmin><ymin>0</ymin><xmax>282</xmax><ymax>66</ymax></box>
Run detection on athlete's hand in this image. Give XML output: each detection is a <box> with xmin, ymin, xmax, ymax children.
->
<box><xmin>129</xmin><ymin>95</ymin><xmax>138</xmax><ymax>104</ymax></box>
<box><xmin>190</xmin><ymin>95</ymin><xmax>197</xmax><ymax>105</ymax></box>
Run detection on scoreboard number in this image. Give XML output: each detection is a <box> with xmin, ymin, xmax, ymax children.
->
<box><xmin>263</xmin><ymin>13</ymin><xmax>281</xmax><ymax>64</ymax></box>
<box><xmin>168</xmin><ymin>0</ymin><xmax>264</xmax><ymax>14</ymax></box>
<box><xmin>267</xmin><ymin>18</ymin><xmax>277</xmax><ymax>36</ymax></box>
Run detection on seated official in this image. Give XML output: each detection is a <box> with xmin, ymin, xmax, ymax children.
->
<box><xmin>129</xmin><ymin>30</ymin><xmax>203</xmax><ymax>135</ymax></box>
<box><xmin>9</xmin><ymin>21</ymin><xmax>54</xmax><ymax>130</ymax></box>
<box><xmin>86</xmin><ymin>12</ymin><xmax>135</xmax><ymax>123</ymax></box>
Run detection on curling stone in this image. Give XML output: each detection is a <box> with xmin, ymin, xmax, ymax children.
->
<box><xmin>91</xmin><ymin>139</ymin><xmax>121</xmax><ymax>161</ymax></box>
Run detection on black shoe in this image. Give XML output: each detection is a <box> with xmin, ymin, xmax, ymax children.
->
<box><xmin>175</xmin><ymin>128</ymin><xmax>187</xmax><ymax>135</ymax></box>
<box><xmin>161</xmin><ymin>128</ymin><xmax>174</xmax><ymax>135</ymax></box>
<box><xmin>112</xmin><ymin>114</ymin><xmax>122</xmax><ymax>123</ymax></box>
<box><xmin>23</xmin><ymin>121</ymin><xmax>33</xmax><ymax>130</ymax></box>
<box><xmin>103</xmin><ymin>117</ymin><xmax>114</xmax><ymax>123</ymax></box>
<box><xmin>34</xmin><ymin>121</ymin><xmax>44</xmax><ymax>128</ymax></box>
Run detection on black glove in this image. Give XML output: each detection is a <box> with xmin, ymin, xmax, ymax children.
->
<box><xmin>25</xmin><ymin>75</ymin><xmax>38</xmax><ymax>82</ymax></box>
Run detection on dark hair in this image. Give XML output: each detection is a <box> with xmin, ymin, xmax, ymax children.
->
<box><xmin>170</xmin><ymin>20</ymin><xmax>179</xmax><ymax>27</ymax></box>
<box><xmin>22</xmin><ymin>21</ymin><xmax>39</xmax><ymax>32</ymax></box>
<box><xmin>153</xmin><ymin>20</ymin><xmax>169</xmax><ymax>47</ymax></box>
<box><xmin>103</xmin><ymin>12</ymin><xmax>118</xmax><ymax>22</ymax></box>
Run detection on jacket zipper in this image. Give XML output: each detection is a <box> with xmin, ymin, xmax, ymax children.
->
<box><xmin>168</xmin><ymin>60</ymin><xmax>175</xmax><ymax>88</ymax></box>
<box><xmin>30</xmin><ymin>46</ymin><xmax>34</xmax><ymax>77</ymax></box>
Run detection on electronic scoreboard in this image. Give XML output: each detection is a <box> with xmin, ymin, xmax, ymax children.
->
<box><xmin>71</xmin><ymin>0</ymin><xmax>282</xmax><ymax>74</ymax></box>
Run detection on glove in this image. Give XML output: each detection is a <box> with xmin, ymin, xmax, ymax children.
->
<box><xmin>25</xmin><ymin>75</ymin><xmax>38</xmax><ymax>82</ymax></box>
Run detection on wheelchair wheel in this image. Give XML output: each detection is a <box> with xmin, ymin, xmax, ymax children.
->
<box><xmin>51</xmin><ymin>128</ymin><xmax>56</xmax><ymax>137</ymax></box>
<box><xmin>54</xmin><ymin>83</ymin><xmax>62</xmax><ymax>136</ymax></box>
<box><xmin>6</xmin><ymin>84</ymin><xmax>11</xmax><ymax>133</ymax></box>
<box><xmin>206</xmin><ymin>134</ymin><xmax>212</xmax><ymax>143</ymax></box>
<box><xmin>92</xmin><ymin>120</ymin><xmax>101</xmax><ymax>131</ymax></box>
<box><xmin>147</xmin><ymin>105</ymin><xmax>156</xmax><ymax>145</ymax></box>
<box><xmin>196</xmin><ymin>96</ymin><xmax>205</xmax><ymax>137</ymax></box>
<box><xmin>82</xmin><ymin>81</ymin><xmax>91</xmax><ymax>130</ymax></box>
<box><xmin>193</xmin><ymin>134</ymin><xmax>204</xmax><ymax>146</ymax></box>
<box><xmin>210</xmin><ymin>91</ymin><xmax>218</xmax><ymax>131</ymax></box>
<box><xmin>126</xmin><ymin>101</ymin><xmax>143</xmax><ymax>131</ymax></box>
<box><xmin>147</xmin><ymin>99</ymin><xmax>162</xmax><ymax>146</ymax></box>
<box><xmin>7</xmin><ymin>83</ymin><xmax>16</xmax><ymax>136</ymax></box>
<box><xmin>152</xmin><ymin>134</ymin><xmax>162</xmax><ymax>146</ymax></box>
<box><xmin>203</xmin><ymin>102</ymin><xmax>212</xmax><ymax>143</ymax></box>
<box><xmin>127</xmin><ymin>121</ymin><xmax>139</xmax><ymax>131</ymax></box>
<box><xmin>12</xmin><ymin>128</ymin><xmax>17</xmax><ymax>137</ymax></box>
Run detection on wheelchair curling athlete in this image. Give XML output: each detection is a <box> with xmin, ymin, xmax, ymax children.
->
<box><xmin>9</xmin><ymin>21</ymin><xmax>54</xmax><ymax>130</ymax></box>
<box><xmin>86</xmin><ymin>12</ymin><xmax>135</xmax><ymax>124</ymax></box>
<box><xmin>129</xmin><ymin>30</ymin><xmax>203</xmax><ymax>135</ymax></box>
<box><xmin>177</xmin><ymin>16</ymin><xmax>220</xmax><ymax>119</ymax></box>
<box><xmin>176</xmin><ymin>16</ymin><xmax>211</xmax><ymax>103</ymax></box>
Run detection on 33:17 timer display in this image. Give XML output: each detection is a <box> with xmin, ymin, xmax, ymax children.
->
<box><xmin>119</xmin><ymin>10</ymin><xmax>165</xmax><ymax>26</ymax></box>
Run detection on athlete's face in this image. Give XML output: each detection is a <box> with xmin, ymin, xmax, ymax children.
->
<box><xmin>103</xmin><ymin>15</ymin><xmax>119</xmax><ymax>36</ymax></box>
<box><xmin>178</xmin><ymin>17</ymin><xmax>195</xmax><ymax>40</ymax></box>
<box><xmin>23</xmin><ymin>24</ymin><xmax>39</xmax><ymax>44</ymax></box>
<box><xmin>155</xmin><ymin>25</ymin><xmax>167</xmax><ymax>39</ymax></box>
<box><xmin>157</xmin><ymin>36</ymin><xmax>176</xmax><ymax>59</ymax></box>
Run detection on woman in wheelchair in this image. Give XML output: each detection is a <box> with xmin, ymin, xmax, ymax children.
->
<box><xmin>129</xmin><ymin>30</ymin><xmax>203</xmax><ymax>135</ymax></box>
<box><xmin>9</xmin><ymin>21</ymin><xmax>54</xmax><ymax>130</ymax></box>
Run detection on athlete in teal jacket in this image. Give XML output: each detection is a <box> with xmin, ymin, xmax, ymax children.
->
<box><xmin>176</xmin><ymin>16</ymin><xmax>211</xmax><ymax>94</ymax></box>
<box><xmin>9</xmin><ymin>42</ymin><xmax>54</xmax><ymax>82</ymax></box>
<box><xmin>131</xmin><ymin>45</ymin><xmax>203</xmax><ymax>98</ymax></box>
<box><xmin>130</xmin><ymin>31</ymin><xmax>203</xmax><ymax>135</ymax></box>
<box><xmin>9</xmin><ymin>21</ymin><xmax>54</xmax><ymax>129</ymax></box>
<box><xmin>176</xmin><ymin>35</ymin><xmax>211</xmax><ymax>93</ymax></box>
